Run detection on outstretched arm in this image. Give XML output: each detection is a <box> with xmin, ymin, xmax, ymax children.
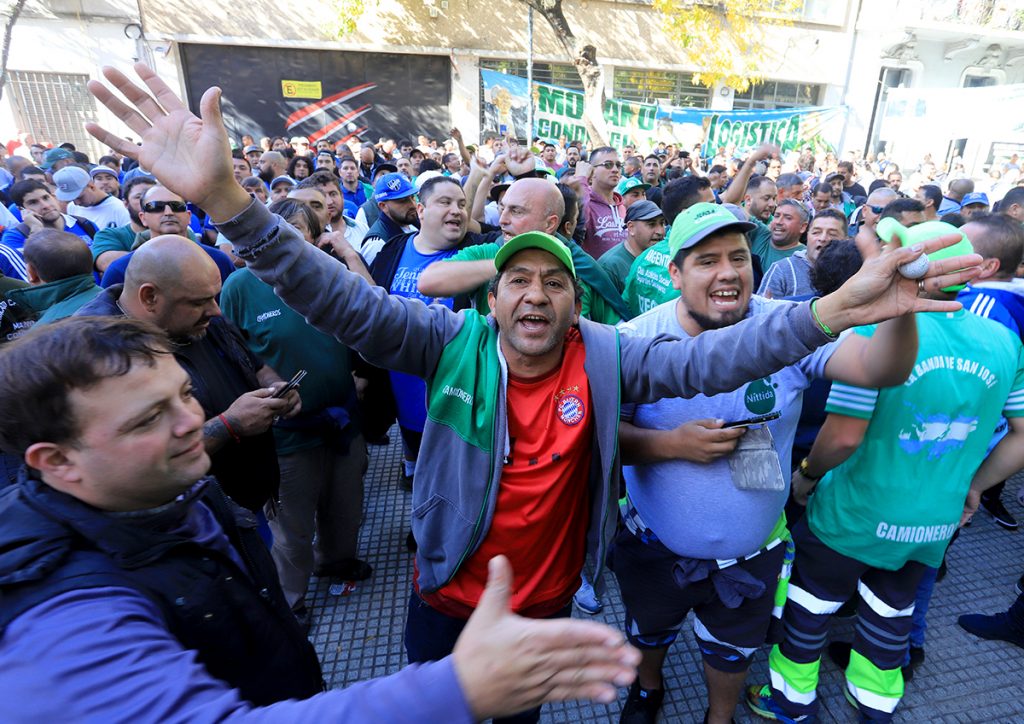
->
<box><xmin>720</xmin><ymin>144</ymin><xmax>775</xmax><ymax>205</ymax></box>
<box><xmin>85</xmin><ymin>63</ymin><xmax>459</xmax><ymax>378</ymax></box>
<box><xmin>622</xmin><ymin>216</ymin><xmax>983</xmax><ymax>404</ymax></box>
<box><xmin>419</xmin><ymin>258</ymin><xmax>496</xmax><ymax>298</ymax></box>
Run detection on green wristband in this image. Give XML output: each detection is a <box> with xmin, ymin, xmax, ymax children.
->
<box><xmin>811</xmin><ymin>299</ymin><xmax>836</xmax><ymax>338</ymax></box>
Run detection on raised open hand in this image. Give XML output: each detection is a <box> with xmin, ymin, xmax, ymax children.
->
<box><xmin>453</xmin><ymin>556</ymin><xmax>638</xmax><ymax>720</ymax></box>
<box><xmin>85</xmin><ymin>63</ymin><xmax>249</xmax><ymax>221</ymax></box>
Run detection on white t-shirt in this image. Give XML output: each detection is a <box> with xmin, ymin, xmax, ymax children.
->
<box><xmin>68</xmin><ymin>195</ymin><xmax>130</xmax><ymax>230</ymax></box>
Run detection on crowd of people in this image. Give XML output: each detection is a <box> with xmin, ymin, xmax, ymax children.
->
<box><xmin>0</xmin><ymin>62</ymin><xmax>1023</xmax><ymax>723</ymax></box>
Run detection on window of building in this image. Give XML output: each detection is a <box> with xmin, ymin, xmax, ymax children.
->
<box><xmin>792</xmin><ymin>0</ymin><xmax>847</xmax><ymax>25</ymax></box>
<box><xmin>7</xmin><ymin>71</ymin><xmax>101</xmax><ymax>160</ymax></box>
<box><xmin>612</xmin><ymin>68</ymin><xmax>711</xmax><ymax>108</ymax></box>
<box><xmin>732</xmin><ymin>81</ymin><xmax>821</xmax><ymax>109</ymax></box>
<box><xmin>478</xmin><ymin>59</ymin><xmax>582</xmax><ymax>91</ymax></box>
<box><xmin>963</xmin><ymin>74</ymin><xmax>998</xmax><ymax>88</ymax></box>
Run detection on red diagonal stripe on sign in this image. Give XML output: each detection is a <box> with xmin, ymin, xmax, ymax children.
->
<box><xmin>337</xmin><ymin>126</ymin><xmax>368</xmax><ymax>144</ymax></box>
<box><xmin>284</xmin><ymin>83</ymin><xmax>376</xmax><ymax>130</ymax></box>
<box><xmin>307</xmin><ymin>105</ymin><xmax>371</xmax><ymax>144</ymax></box>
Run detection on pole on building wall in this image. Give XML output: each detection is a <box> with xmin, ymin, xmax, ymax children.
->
<box><xmin>837</xmin><ymin>0</ymin><xmax>864</xmax><ymax>155</ymax></box>
<box><xmin>527</xmin><ymin>5</ymin><xmax>533</xmax><ymax>144</ymax></box>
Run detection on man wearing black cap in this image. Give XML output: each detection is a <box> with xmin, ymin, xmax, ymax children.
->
<box><xmin>360</xmin><ymin>172</ymin><xmax>420</xmax><ymax>265</ymax></box>
<box><xmin>598</xmin><ymin>200</ymin><xmax>666</xmax><ymax>292</ymax></box>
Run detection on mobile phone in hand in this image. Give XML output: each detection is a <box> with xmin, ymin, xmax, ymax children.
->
<box><xmin>273</xmin><ymin>370</ymin><xmax>307</xmax><ymax>398</ymax></box>
<box><xmin>721</xmin><ymin>411</ymin><xmax>781</xmax><ymax>429</ymax></box>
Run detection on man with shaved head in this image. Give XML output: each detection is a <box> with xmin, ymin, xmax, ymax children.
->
<box><xmin>939</xmin><ymin>177</ymin><xmax>975</xmax><ymax>216</ymax></box>
<box><xmin>418</xmin><ymin>177</ymin><xmax>629</xmax><ymax>326</ymax></box>
<box><xmin>77</xmin><ymin>236</ymin><xmax>300</xmax><ymax>512</ymax></box>
<box><xmin>257</xmin><ymin>151</ymin><xmax>288</xmax><ymax>186</ymax></box>
<box><xmin>857</xmin><ymin>187</ymin><xmax>899</xmax><ymax>239</ymax></box>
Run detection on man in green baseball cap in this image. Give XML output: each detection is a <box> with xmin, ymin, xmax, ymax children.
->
<box><xmin>493</xmin><ymin>230</ymin><xmax>576</xmax><ymax>278</ymax></box>
<box><xmin>39</xmin><ymin>148</ymin><xmax>76</xmax><ymax>173</ymax></box>
<box><xmin>614</xmin><ymin>201</ymin><xmax>969</xmax><ymax>724</ymax></box>
<box><xmin>489</xmin><ymin>231</ymin><xmax>580</xmax><ymax>375</ymax></box>
<box><xmin>615</xmin><ymin>177</ymin><xmax>651</xmax><ymax>211</ymax></box>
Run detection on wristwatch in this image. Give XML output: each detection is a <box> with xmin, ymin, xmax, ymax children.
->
<box><xmin>799</xmin><ymin>457</ymin><xmax>823</xmax><ymax>481</ymax></box>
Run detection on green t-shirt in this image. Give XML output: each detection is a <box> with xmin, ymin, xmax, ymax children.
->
<box><xmin>90</xmin><ymin>224</ymin><xmax>136</xmax><ymax>264</ymax></box>
<box><xmin>219</xmin><ymin>268</ymin><xmax>354</xmax><ymax>455</ymax></box>
<box><xmin>445</xmin><ymin>241</ymin><xmax>500</xmax><ymax>313</ymax></box>
<box><xmin>597</xmin><ymin>243</ymin><xmax>636</xmax><ymax>293</ymax></box>
<box><xmin>747</xmin><ymin>217</ymin><xmax>805</xmax><ymax>271</ymax></box>
<box><xmin>808</xmin><ymin>312</ymin><xmax>1024</xmax><ymax>569</ymax></box>
<box><xmin>622</xmin><ymin>239</ymin><xmax>675</xmax><ymax>318</ymax></box>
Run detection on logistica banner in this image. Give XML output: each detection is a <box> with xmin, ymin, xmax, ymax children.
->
<box><xmin>480</xmin><ymin>69</ymin><xmax>845</xmax><ymax>155</ymax></box>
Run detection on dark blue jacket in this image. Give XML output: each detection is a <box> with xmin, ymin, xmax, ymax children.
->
<box><xmin>0</xmin><ymin>475</ymin><xmax>324</xmax><ymax>705</ymax></box>
<box><xmin>959</xmin><ymin>281</ymin><xmax>1024</xmax><ymax>340</ymax></box>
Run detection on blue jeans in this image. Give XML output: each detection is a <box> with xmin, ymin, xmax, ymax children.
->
<box><xmin>405</xmin><ymin>590</ymin><xmax>570</xmax><ymax>724</ymax></box>
<box><xmin>905</xmin><ymin>565</ymin><xmax>939</xmax><ymax>664</ymax></box>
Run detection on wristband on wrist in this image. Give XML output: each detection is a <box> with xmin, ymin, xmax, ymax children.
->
<box><xmin>799</xmin><ymin>457</ymin><xmax>823</xmax><ymax>481</ymax></box>
<box><xmin>218</xmin><ymin>413</ymin><xmax>241</xmax><ymax>444</ymax></box>
<box><xmin>810</xmin><ymin>299</ymin><xmax>837</xmax><ymax>338</ymax></box>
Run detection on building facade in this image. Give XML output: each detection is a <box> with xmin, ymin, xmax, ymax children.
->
<box><xmin>3</xmin><ymin>0</ymin><xmax>1023</xmax><ymax>169</ymax></box>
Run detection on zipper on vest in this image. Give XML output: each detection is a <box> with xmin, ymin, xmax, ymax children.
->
<box><xmin>442</xmin><ymin>378</ymin><xmax>502</xmax><ymax>587</ymax></box>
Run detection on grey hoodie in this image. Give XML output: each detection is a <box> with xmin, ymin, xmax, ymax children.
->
<box><xmin>759</xmin><ymin>249</ymin><xmax>814</xmax><ymax>298</ymax></box>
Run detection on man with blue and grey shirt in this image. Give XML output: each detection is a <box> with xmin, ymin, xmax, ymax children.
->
<box><xmin>759</xmin><ymin>209</ymin><xmax>848</xmax><ymax>299</ymax></box>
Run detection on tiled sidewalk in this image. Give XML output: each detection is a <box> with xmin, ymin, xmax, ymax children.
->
<box><xmin>308</xmin><ymin>432</ymin><xmax>1024</xmax><ymax>722</ymax></box>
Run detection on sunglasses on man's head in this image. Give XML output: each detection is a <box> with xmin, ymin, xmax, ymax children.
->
<box><xmin>142</xmin><ymin>200</ymin><xmax>189</xmax><ymax>213</ymax></box>
<box><xmin>594</xmin><ymin>160</ymin><xmax>622</xmax><ymax>170</ymax></box>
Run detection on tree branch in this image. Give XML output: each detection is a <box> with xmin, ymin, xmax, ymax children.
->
<box><xmin>515</xmin><ymin>0</ymin><xmax>608</xmax><ymax>146</ymax></box>
<box><xmin>0</xmin><ymin>0</ymin><xmax>27</xmax><ymax>101</ymax></box>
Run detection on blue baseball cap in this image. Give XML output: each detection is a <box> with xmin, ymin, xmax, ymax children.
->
<box><xmin>374</xmin><ymin>172</ymin><xmax>417</xmax><ymax>201</ymax></box>
<box><xmin>961</xmin><ymin>192</ymin><xmax>989</xmax><ymax>208</ymax></box>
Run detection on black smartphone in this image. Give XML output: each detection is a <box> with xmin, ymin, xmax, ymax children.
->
<box><xmin>273</xmin><ymin>369</ymin><xmax>307</xmax><ymax>398</ymax></box>
<box><xmin>721</xmin><ymin>411</ymin><xmax>781</xmax><ymax>428</ymax></box>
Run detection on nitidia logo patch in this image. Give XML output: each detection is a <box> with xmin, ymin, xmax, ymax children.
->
<box><xmin>557</xmin><ymin>394</ymin><xmax>586</xmax><ymax>426</ymax></box>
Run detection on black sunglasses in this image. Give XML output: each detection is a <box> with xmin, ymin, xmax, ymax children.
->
<box><xmin>143</xmin><ymin>200</ymin><xmax>189</xmax><ymax>213</ymax></box>
<box><xmin>868</xmin><ymin>205</ymin><xmax>885</xmax><ymax>215</ymax></box>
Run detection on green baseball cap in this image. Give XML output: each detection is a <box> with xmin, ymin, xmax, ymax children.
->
<box><xmin>668</xmin><ymin>202</ymin><xmax>756</xmax><ymax>257</ymax></box>
<box><xmin>39</xmin><ymin>147</ymin><xmax>74</xmax><ymax>171</ymax></box>
<box><xmin>616</xmin><ymin>177</ymin><xmax>651</xmax><ymax>196</ymax></box>
<box><xmin>494</xmin><ymin>231</ymin><xmax>576</xmax><ymax>279</ymax></box>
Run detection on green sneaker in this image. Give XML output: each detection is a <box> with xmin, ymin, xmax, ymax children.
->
<box><xmin>745</xmin><ymin>684</ymin><xmax>816</xmax><ymax>723</ymax></box>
